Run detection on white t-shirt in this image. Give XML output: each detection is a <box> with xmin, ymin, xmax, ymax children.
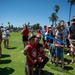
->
<box><xmin>2</xmin><ymin>30</ymin><xmax>10</xmax><ymax>39</ymax></box>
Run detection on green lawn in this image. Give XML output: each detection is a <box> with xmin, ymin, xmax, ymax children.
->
<box><xmin>0</xmin><ymin>32</ymin><xmax>75</xmax><ymax>75</ymax></box>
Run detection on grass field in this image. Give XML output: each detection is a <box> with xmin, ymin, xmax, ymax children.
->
<box><xmin>0</xmin><ymin>32</ymin><xmax>75</xmax><ymax>75</ymax></box>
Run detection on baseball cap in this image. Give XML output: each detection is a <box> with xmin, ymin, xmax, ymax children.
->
<box><xmin>28</xmin><ymin>35</ymin><xmax>36</xmax><ymax>40</ymax></box>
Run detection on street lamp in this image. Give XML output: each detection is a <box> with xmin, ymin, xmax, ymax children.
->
<box><xmin>68</xmin><ymin>0</ymin><xmax>75</xmax><ymax>21</ymax></box>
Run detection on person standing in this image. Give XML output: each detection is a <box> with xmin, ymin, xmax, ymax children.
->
<box><xmin>2</xmin><ymin>28</ymin><xmax>10</xmax><ymax>48</ymax></box>
<box><xmin>54</xmin><ymin>33</ymin><xmax>65</xmax><ymax>71</ymax></box>
<box><xmin>68</xmin><ymin>16</ymin><xmax>75</xmax><ymax>64</ymax></box>
<box><xmin>23</xmin><ymin>35</ymin><xmax>37</xmax><ymax>75</ymax></box>
<box><xmin>0</xmin><ymin>27</ymin><xmax>2</xmax><ymax>60</ymax></box>
<box><xmin>21</xmin><ymin>25</ymin><xmax>29</xmax><ymax>48</ymax></box>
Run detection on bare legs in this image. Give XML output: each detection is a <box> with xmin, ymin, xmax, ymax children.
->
<box><xmin>69</xmin><ymin>43</ymin><xmax>75</xmax><ymax>64</ymax></box>
<box><xmin>3</xmin><ymin>39</ymin><xmax>9</xmax><ymax>48</ymax></box>
<box><xmin>23</xmin><ymin>41</ymin><xmax>28</xmax><ymax>48</ymax></box>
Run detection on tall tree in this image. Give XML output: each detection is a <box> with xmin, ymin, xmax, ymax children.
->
<box><xmin>8</xmin><ymin>22</ymin><xmax>10</xmax><ymax>28</ymax></box>
<box><xmin>49</xmin><ymin>12</ymin><xmax>58</xmax><ymax>25</ymax></box>
<box><xmin>54</xmin><ymin>5</ymin><xmax>60</xmax><ymax>25</ymax></box>
<box><xmin>68</xmin><ymin>0</ymin><xmax>75</xmax><ymax>21</ymax></box>
<box><xmin>54</xmin><ymin>5</ymin><xmax>60</xmax><ymax>13</ymax></box>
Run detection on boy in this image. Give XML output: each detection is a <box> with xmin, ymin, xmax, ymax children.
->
<box><xmin>23</xmin><ymin>35</ymin><xmax>37</xmax><ymax>75</ymax></box>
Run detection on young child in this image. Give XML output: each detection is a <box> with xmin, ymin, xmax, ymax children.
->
<box><xmin>23</xmin><ymin>35</ymin><xmax>37</xmax><ymax>75</ymax></box>
<box><xmin>48</xmin><ymin>40</ymin><xmax>56</xmax><ymax>64</ymax></box>
<box><xmin>54</xmin><ymin>33</ymin><xmax>65</xmax><ymax>71</ymax></box>
<box><xmin>37</xmin><ymin>44</ymin><xmax>49</xmax><ymax>75</ymax></box>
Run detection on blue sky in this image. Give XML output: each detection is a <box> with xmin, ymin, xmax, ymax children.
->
<box><xmin>0</xmin><ymin>0</ymin><xmax>75</xmax><ymax>27</ymax></box>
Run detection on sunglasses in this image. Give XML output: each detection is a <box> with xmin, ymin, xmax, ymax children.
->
<box><xmin>36</xmin><ymin>37</ymin><xmax>41</xmax><ymax>39</ymax></box>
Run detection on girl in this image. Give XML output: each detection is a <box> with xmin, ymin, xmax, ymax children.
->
<box><xmin>54</xmin><ymin>33</ymin><xmax>65</xmax><ymax>71</ymax></box>
<box><xmin>37</xmin><ymin>44</ymin><xmax>49</xmax><ymax>75</ymax></box>
<box><xmin>2</xmin><ymin>28</ymin><xmax>10</xmax><ymax>48</ymax></box>
<box><xmin>49</xmin><ymin>40</ymin><xmax>56</xmax><ymax>64</ymax></box>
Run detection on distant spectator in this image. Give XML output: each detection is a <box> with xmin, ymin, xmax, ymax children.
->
<box><xmin>37</xmin><ymin>29</ymin><xmax>42</xmax><ymax>35</ymax></box>
<box><xmin>41</xmin><ymin>25</ymin><xmax>48</xmax><ymax>44</ymax></box>
<box><xmin>2</xmin><ymin>28</ymin><xmax>10</xmax><ymax>48</ymax></box>
<box><xmin>21</xmin><ymin>25</ymin><xmax>29</xmax><ymax>48</ymax></box>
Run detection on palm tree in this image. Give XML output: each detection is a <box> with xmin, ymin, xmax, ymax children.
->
<box><xmin>54</xmin><ymin>5</ymin><xmax>60</xmax><ymax>13</ymax></box>
<box><xmin>8</xmin><ymin>22</ymin><xmax>10</xmax><ymax>28</ymax></box>
<box><xmin>68</xmin><ymin>0</ymin><xmax>75</xmax><ymax>21</ymax></box>
<box><xmin>54</xmin><ymin>5</ymin><xmax>60</xmax><ymax>25</ymax></box>
<box><xmin>49</xmin><ymin>12</ymin><xmax>58</xmax><ymax>25</ymax></box>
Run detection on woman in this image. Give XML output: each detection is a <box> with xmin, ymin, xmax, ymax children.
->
<box><xmin>2</xmin><ymin>28</ymin><xmax>10</xmax><ymax>48</ymax></box>
<box><xmin>68</xmin><ymin>16</ymin><xmax>75</xmax><ymax>64</ymax></box>
<box><xmin>21</xmin><ymin>25</ymin><xmax>29</xmax><ymax>48</ymax></box>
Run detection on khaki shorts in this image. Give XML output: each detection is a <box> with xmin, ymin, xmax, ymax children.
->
<box><xmin>69</xmin><ymin>39</ymin><xmax>75</xmax><ymax>53</ymax></box>
<box><xmin>69</xmin><ymin>39</ymin><xmax>75</xmax><ymax>46</ymax></box>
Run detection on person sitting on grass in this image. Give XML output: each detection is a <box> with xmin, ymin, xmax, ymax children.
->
<box><xmin>37</xmin><ymin>44</ymin><xmax>49</xmax><ymax>75</ymax></box>
<box><xmin>23</xmin><ymin>35</ymin><xmax>37</xmax><ymax>75</ymax></box>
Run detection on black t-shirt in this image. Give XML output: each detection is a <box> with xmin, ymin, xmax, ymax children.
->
<box><xmin>69</xmin><ymin>25</ymin><xmax>75</xmax><ymax>39</ymax></box>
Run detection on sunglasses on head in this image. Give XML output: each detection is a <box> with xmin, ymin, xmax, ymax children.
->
<box><xmin>36</xmin><ymin>37</ymin><xmax>41</xmax><ymax>39</ymax></box>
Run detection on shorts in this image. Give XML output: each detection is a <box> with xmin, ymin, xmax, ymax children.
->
<box><xmin>22</xmin><ymin>36</ymin><xmax>28</xmax><ymax>41</ymax></box>
<box><xmin>50</xmin><ymin>45</ymin><xmax>56</xmax><ymax>58</ymax></box>
<box><xmin>66</xmin><ymin>39</ymin><xmax>70</xmax><ymax>48</ymax></box>
<box><xmin>55</xmin><ymin>48</ymin><xmax>64</xmax><ymax>59</ymax></box>
<box><xmin>69</xmin><ymin>39</ymin><xmax>75</xmax><ymax>53</ymax></box>
<box><xmin>25</xmin><ymin>63</ymin><xmax>33</xmax><ymax>75</ymax></box>
<box><xmin>69</xmin><ymin>39</ymin><xmax>75</xmax><ymax>46</ymax></box>
<box><xmin>2</xmin><ymin>37</ymin><xmax>8</xmax><ymax>40</ymax></box>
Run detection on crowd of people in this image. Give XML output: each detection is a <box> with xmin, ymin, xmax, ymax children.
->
<box><xmin>0</xmin><ymin>16</ymin><xmax>75</xmax><ymax>75</ymax></box>
<box><xmin>23</xmin><ymin>16</ymin><xmax>75</xmax><ymax>75</ymax></box>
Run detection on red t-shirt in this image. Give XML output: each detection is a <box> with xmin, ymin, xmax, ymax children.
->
<box><xmin>22</xmin><ymin>28</ymin><xmax>29</xmax><ymax>36</ymax></box>
<box><xmin>37</xmin><ymin>51</ymin><xmax>45</xmax><ymax>63</ymax></box>
<box><xmin>26</xmin><ymin>44</ymin><xmax>37</xmax><ymax>66</ymax></box>
<box><xmin>44</xmin><ymin>28</ymin><xmax>48</xmax><ymax>32</ymax></box>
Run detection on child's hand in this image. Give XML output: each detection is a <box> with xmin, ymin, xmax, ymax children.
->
<box><xmin>31</xmin><ymin>60</ymin><xmax>36</xmax><ymax>63</ymax></box>
<box><xmin>34</xmin><ymin>60</ymin><xmax>37</xmax><ymax>63</ymax></box>
<box><xmin>23</xmin><ymin>45</ymin><xmax>29</xmax><ymax>55</ymax></box>
<box><xmin>41</xmin><ymin>59</ymin><xmax>43</xmax><ymax>62</ymax></box>
<box><xmin>55</xmin><ymin>44</ymin><xmax>60</xmax><ymax>47</ymax></box>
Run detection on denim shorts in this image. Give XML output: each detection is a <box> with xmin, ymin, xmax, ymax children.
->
<box><xmin>50</xmin><ymin>44</ymin><xmax>56</xmax><ymax>58</ymax></box>
<box><xmin>55</xmin><ymin>48</ymin><xmax>64</xmax><ymax>59</ymax></box>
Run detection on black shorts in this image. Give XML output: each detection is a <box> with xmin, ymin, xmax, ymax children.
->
<box><xmin>66</xmin><ymin>39</ymin><xmax>70</xmax><ymax>48</ymax></box>
<box><xmin>22</xmin><ymin>36</ymin><xmax>28</xmax><ymax>41</ymax></box>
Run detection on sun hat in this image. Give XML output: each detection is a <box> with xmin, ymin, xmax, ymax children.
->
<box><xmin>72</xmin><ymin>16</ymin><xmax>75</xmax><ymax>21</ymax></box>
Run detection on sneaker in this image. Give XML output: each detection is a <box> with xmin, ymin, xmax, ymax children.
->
<box><xmin>66</xmin><ymin>53</ymin><xmax>70</xmax><ymax>56</ymax></box>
